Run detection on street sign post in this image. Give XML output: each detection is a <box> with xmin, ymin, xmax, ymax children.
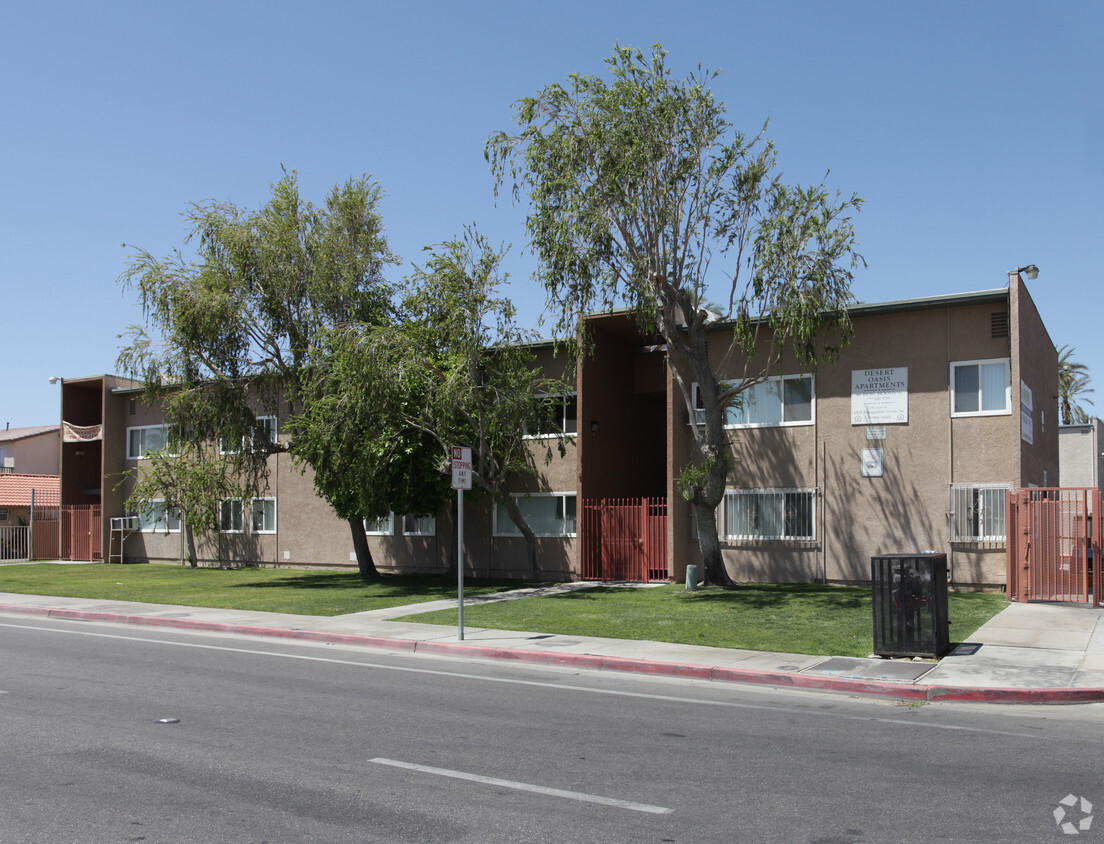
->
<box><xmin>451</xmin><ymin>446</ymin><xmax>472</xmax><ymax>640</ymax></box>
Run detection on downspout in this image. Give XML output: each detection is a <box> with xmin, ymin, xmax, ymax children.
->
<box><xmin>820</xmin><ymin>438</ymin><xmax>827</xmax><ymax>584</ymax></box>
<box><xmin>946</xmin><ymin>306</ymin><xmax>954</xmax><ymax>584</ymax></box>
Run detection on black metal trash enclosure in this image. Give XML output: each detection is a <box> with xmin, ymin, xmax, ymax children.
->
<box><xmin>871</xmin><ymin>553</ymin><xmax>950</xmax><ymax>658</ymax></box>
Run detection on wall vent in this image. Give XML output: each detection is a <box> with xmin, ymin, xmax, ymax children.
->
<box><xmin>991</xmin><ymin>311</ymin><xmax>1009</xmax><ymax>339</ymax></box>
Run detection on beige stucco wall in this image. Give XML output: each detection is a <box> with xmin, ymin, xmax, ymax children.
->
<box><xmin>1060</xmin><ymin>421</ymin><xmax>1103</xmax><ymax>492</ymax></box>
<box><xmin>6</xmin><ymin>432</ymin><xmax>60</xmax><ymax>475</ymax></box>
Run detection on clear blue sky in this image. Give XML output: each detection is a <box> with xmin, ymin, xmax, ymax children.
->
<box><xmin>3</xmin><ymin>0</ymin><xmax>1101</xmax><ymax>428</ymax></box>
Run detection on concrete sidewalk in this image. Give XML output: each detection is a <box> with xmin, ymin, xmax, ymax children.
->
<box><xmin>2</xmin><ymin>586</ymin><xmax>1102</xmax><ymax>704</ymax></box>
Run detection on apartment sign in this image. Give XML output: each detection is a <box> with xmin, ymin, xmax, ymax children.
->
<box><xmin>851</xmin><ymin>367</ymin><xmax>908</xmax><ymax>425</ymax></box>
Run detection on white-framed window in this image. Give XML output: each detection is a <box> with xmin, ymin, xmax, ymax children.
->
<box><xmin>494</xmin><ymin>493</ymin><xmax>577</xmax><ymax>537</ymax></box>
<box><xmin>219</xmin><ymin>500</ymin><xmax>244</xmax><ymax>533</ymax></box>
<box><xmin>221</xmin><ymin>415</ymin><xmax>279</xmax><ymax>455</ymax></box>
<box><xmin>950</xmin><ymin>484</ymin><xmax>1010</xmax><ymax>542</ymax></box>
<box><xmin>402</xmin><ymin>514</ymin><xmax>435</xmax><ymax>536</ymax></box>
<box><xmin>524</xmin><ymin>394</ymin><xmax>578</xmax><ymax>438</ymax></box>
<box><xmin>950</xmin><ymin>359</ymin><xmax>1010</xmax><ymax>417</ymax></box>
<box><xmin>126</xmin><ymin>425</ymin><xmax>173</xmax><ymax>460</ymax></box>
<box><xmin>138</xmin><ymin>499</ymin><xmax>181</xmax><ymax>534</ymax></box>
<box><xmin>693</xmin><ymin>375</ymin><xmax>814</xmax><ymax>428</ymax></box>
<box><xmin>256</xmin><ymin>415</ymin><xmax>278</xmax><ymax>448</ymax></box>
<box><xmin>722</xmin><ymin>489</ymin><xmax>816</xmax><ymax>540</ymax></box>
<box><xmin>364</xmin><ymin>513</ymin><xmax>395</xmax><ymax>536</ymax></box>
<box><xmin>251</xmin><ymin>498</ymin><xmax>277</xmax><ymax>534</ymax></box>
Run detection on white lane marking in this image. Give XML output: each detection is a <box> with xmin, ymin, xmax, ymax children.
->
<box><xmin>369</xmin><ymin>757</ymin><xmax>672</xmax><ymax>814</ymax></box>
<box><xmin>1</xmin><ymin>620</ymin><xmax>1100</xmax><ymax>744</ymax></box>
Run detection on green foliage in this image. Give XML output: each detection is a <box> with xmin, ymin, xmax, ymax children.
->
<box><xmin>302</xmin><ymin>227</ymin><xmax>572</xmax><ymax>575</ymax></box>
<box><xmin>292</xmin><ymin>327</ymin><xmax>450</xmax><ymax>523</ymax></box>
<box><xmin>488</xmin><ymin>44</ymin><xmax>864</xmax><ymax>584</ymax></box>
<box><xmin>116</xmin><ymin>171</ymin><xmax>399</xmax><ymax>564</ymax></box>
<box><xmin>487</xmin><ymin>43</ymin><xmax>863</xmax><ymax>347</ymax></box>
<box><xmin>0</xmin><ymin>565</ymin><xmax>531</xmax><ymax>616</ymax></box>
<box><xmin>1058</xmin><ymin>344</ymin><xmax>1094</xmax><ymax>425</ymax></box>
<box><xmin>406</xmin><ymin>583</ymin><xmax>1007</xmax><ymax>658</ymax></box>
<box><xmin>122</xmin><ymin>444</ymin><xmax>240</xmax><ymax>538</ymax></box>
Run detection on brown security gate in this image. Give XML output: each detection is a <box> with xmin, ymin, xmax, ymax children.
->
<box><xmin>62</xmin><ymin>505</ymin><xmax>102</xmax><ymax>561</ymax></box>
<box><xmin>31</xmin><ymin>489</ymin><xmax>61</xmax><ymax>561</ymax></box>
<box><xmin>581</xmin><ymin>497</ymin><xmax>668</xmax><ymax>582</ymax></box>
<box><xmin>1007</xmin><ymin>488</ymin><xmax>1100</xmax><ymax>604</ymax></box>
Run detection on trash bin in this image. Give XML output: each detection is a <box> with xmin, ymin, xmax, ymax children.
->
<box><xmin>871</xmin><ymin>553</ymin><xmax>950</xmax><ymax>658</ymax></box>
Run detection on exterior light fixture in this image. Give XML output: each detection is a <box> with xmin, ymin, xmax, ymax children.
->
<box><xmin>1012</xmin><ymin>265</ymin><xmax>1039</xmax><ymax>280</ymax></box>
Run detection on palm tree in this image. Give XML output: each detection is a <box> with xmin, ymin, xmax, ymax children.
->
<box><xmin>1058</xmin><ymin>345</ymin><xmax>1095</xmax><ymax>425</ymax></box>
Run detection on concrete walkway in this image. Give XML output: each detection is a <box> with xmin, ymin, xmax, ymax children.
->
<box><xmin>1</xmin><ymin>584</ymin><xmax>1102</xmax><ymax>704</ymax></box>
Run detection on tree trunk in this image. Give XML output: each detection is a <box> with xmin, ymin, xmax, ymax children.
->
<box><xmin>184</xmin><ymin>523</ymin><xmax>198</xmax><ymax>568</ymax></box>
<box><xmin>348</xmin><ymin>517</ymin><xmax>379</xmax><ymax>577</ymax></box>
<box><xmin>503</xmin><ymin>494</ymin><xmax>539</xmax><ymax>580</ymax></box>
<box><xmin>694</xmin><ymin>498</ymin><xmax>733</xmax><ymax>586</ymax></box>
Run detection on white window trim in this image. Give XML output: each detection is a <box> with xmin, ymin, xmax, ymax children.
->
<box><xmin>721</xmin><ymin>488</ymin><xmax>817</xmax><ymax>541</ymax></box>
<box><xmin>494</xmin><ymin>492</ymin><xmax>577</xmax><ymax>537</ymax></box>
<box><xmin>950</xmin><ymin>358</ymin><xmax>1011</xmax><ymax>418</ymax></box>
<box><xmin>364</xmin><ymin>513</ymin><xmax>395</xmax><ymax>536</ymax></box>
<box><xmin>692</xmin><ymin>375</ymin><xmax>815</xmax><ymax>429</ymax></box>
<box><xmin>221</xmin><ymin>415</ymin><xmax>279</xmax><ymax>455</ymax></box>
<box><xmin>139</xmin><ymin>499</ymin><xmax>181</xmax><ymax>534</ymax></box>
<box><xmin>949</xmin><ymin>483</ymin><xmax>1010</xmax><ymax>542</ymax></box>
<box><xmin>251</xmin><ymin>497</ymin><xmax>277</xmax><ymax>534</ymax></box>
<box><xmin>219</xmin><ymin>500</ymin><xmax>245</xmax><ymax>534</ymax></box>
<box><xmin>126</xmin><ymin>425</ymin><xmax>174</xmax><ymax>460</ymax></box>
<box><xmin>402</xmin><ymin>514</ymin><xmax>436</xmax><ymax>537</ymax></box>
<box><xmin>523</xmin><ymin>393</ymin><xmax>578</xmax><ymax>439</ymax></box>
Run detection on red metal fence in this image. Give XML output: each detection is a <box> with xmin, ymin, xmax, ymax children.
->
<box><xmin>31</xmin><ymin>489</ymin><xmax>60</xmax><ymax>561</ymax></box>
<box><xmin>62</xmin><ymin>505</ymin><xmax>102</xmax><ymax>562</ymax></box>
<box><xmin>1007</xmin><ymin>488</ymin><xmax>1100</xmax><ymax>604</ymax></box>
<box><xmin>580</xmin><ymin>497</ymin><xmax>668</xmax><ymax>582</ymax></box>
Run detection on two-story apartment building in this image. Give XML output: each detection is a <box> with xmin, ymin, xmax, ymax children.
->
<box><xmin>57</xmin><ymin>274</ymin><xmax>1056</xmax><ymax>589</ymax></box>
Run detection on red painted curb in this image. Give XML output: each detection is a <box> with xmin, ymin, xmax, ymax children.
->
<box><xmin>3</xmin><ymin>603</ymin><xmax>1103</xmax><ymax>704</ymax></box>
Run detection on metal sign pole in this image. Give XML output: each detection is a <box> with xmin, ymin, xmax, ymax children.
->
<box><xmin>457</xmin><ymin>487</ymin><xmax>464</xmax><ymax>641</ymax></box>
<box><xmin>451</xmin><ymin>445</ymin><xmax>472</xmax><ymax>642</ymax></box>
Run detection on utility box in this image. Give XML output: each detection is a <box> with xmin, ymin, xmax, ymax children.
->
<box><xmin>871</xmin><ymin>553</ymin><xmax>950</xmax><ymax>658</ymax></box>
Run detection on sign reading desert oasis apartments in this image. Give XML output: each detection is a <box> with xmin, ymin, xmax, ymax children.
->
<box><xmin>851</xmin><ymin>367</ymin><xmax>908</xmax><ymax>425</ymax></box>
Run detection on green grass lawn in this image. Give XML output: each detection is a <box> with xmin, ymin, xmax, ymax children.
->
<box><xmin>0</xmin><ymin>563</ymin><xmax>526</xmax><ymax>617</ymax></box>
<box><xmin>0</xmin><ymin>564</ymin><xmax>1008</xmax><ymax>657</ymax></box>
<box><xmin>403</xmin><ymin>583</ymin><xmax>1009</xmax><ymax>657</ymax></box>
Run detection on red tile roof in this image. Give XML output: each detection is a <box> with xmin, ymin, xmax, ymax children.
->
<box><xmin>0</xmin><ymin>474</ymin><xmax>60</xmax><ymax>507</ymax></box>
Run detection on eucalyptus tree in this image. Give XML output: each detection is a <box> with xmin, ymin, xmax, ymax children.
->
<box><xmin>487</xmin><ymin>44</ymin><xmax>864</xmax><ymax>585</ymax></box>
<box><xmin>291</xmin><ymin>332</ymin><xmax>450</xmax><ymax>576</ymax></box>
<box><xmin>320</xmin><ymin>228</ymin><xmax>571</xmax><ymax>577</ymax></box>
<box><xmin>118</xmin><ymin>171</ymin><xmax>398</xmax><ymax>574</ymax></box>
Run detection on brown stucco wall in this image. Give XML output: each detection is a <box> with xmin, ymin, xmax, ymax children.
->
<box><xmin>659</xmin><ymin>286</ymin><xmax>1050</xmax><ymax>589</ymax></box>
<box><xmin>578</xmin><ymin>317</ymin><xmax>667</xmax><ymax>502</ymax></box>
<box><xmin>1010</xmin><ymin>274</ymin><xmax>1059</xmax><ymax>488</ymax></box>
<box><xmin>106</xmin><ymin>343</ymin><xmax>580</xmax><ymax>579</ymax></box>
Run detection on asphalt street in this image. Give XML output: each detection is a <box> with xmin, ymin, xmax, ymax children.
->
<box><xmin>2</xmin><ymin>616</ymin><xmax>1102</xmax><ymax>843</ymax></box>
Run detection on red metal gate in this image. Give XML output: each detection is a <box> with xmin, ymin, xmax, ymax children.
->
<box><xmin>31</xmin><ymin>489</ymin><xmax>61</xmax><ymax>561</ymax></box>
<box><xmin>62</xmin><ymin>505</ymin><xmax>102</xmax><ymax>561</ymax></box>
<box><xmin>1007</xmin><ymin>488</ymin><xmax>1100</xmax><ymax>604</ymax></box>
<box><xmin>581</xmin><ymin>497</ymin><xmax>668</xmax><ymax>582</ymax></box>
